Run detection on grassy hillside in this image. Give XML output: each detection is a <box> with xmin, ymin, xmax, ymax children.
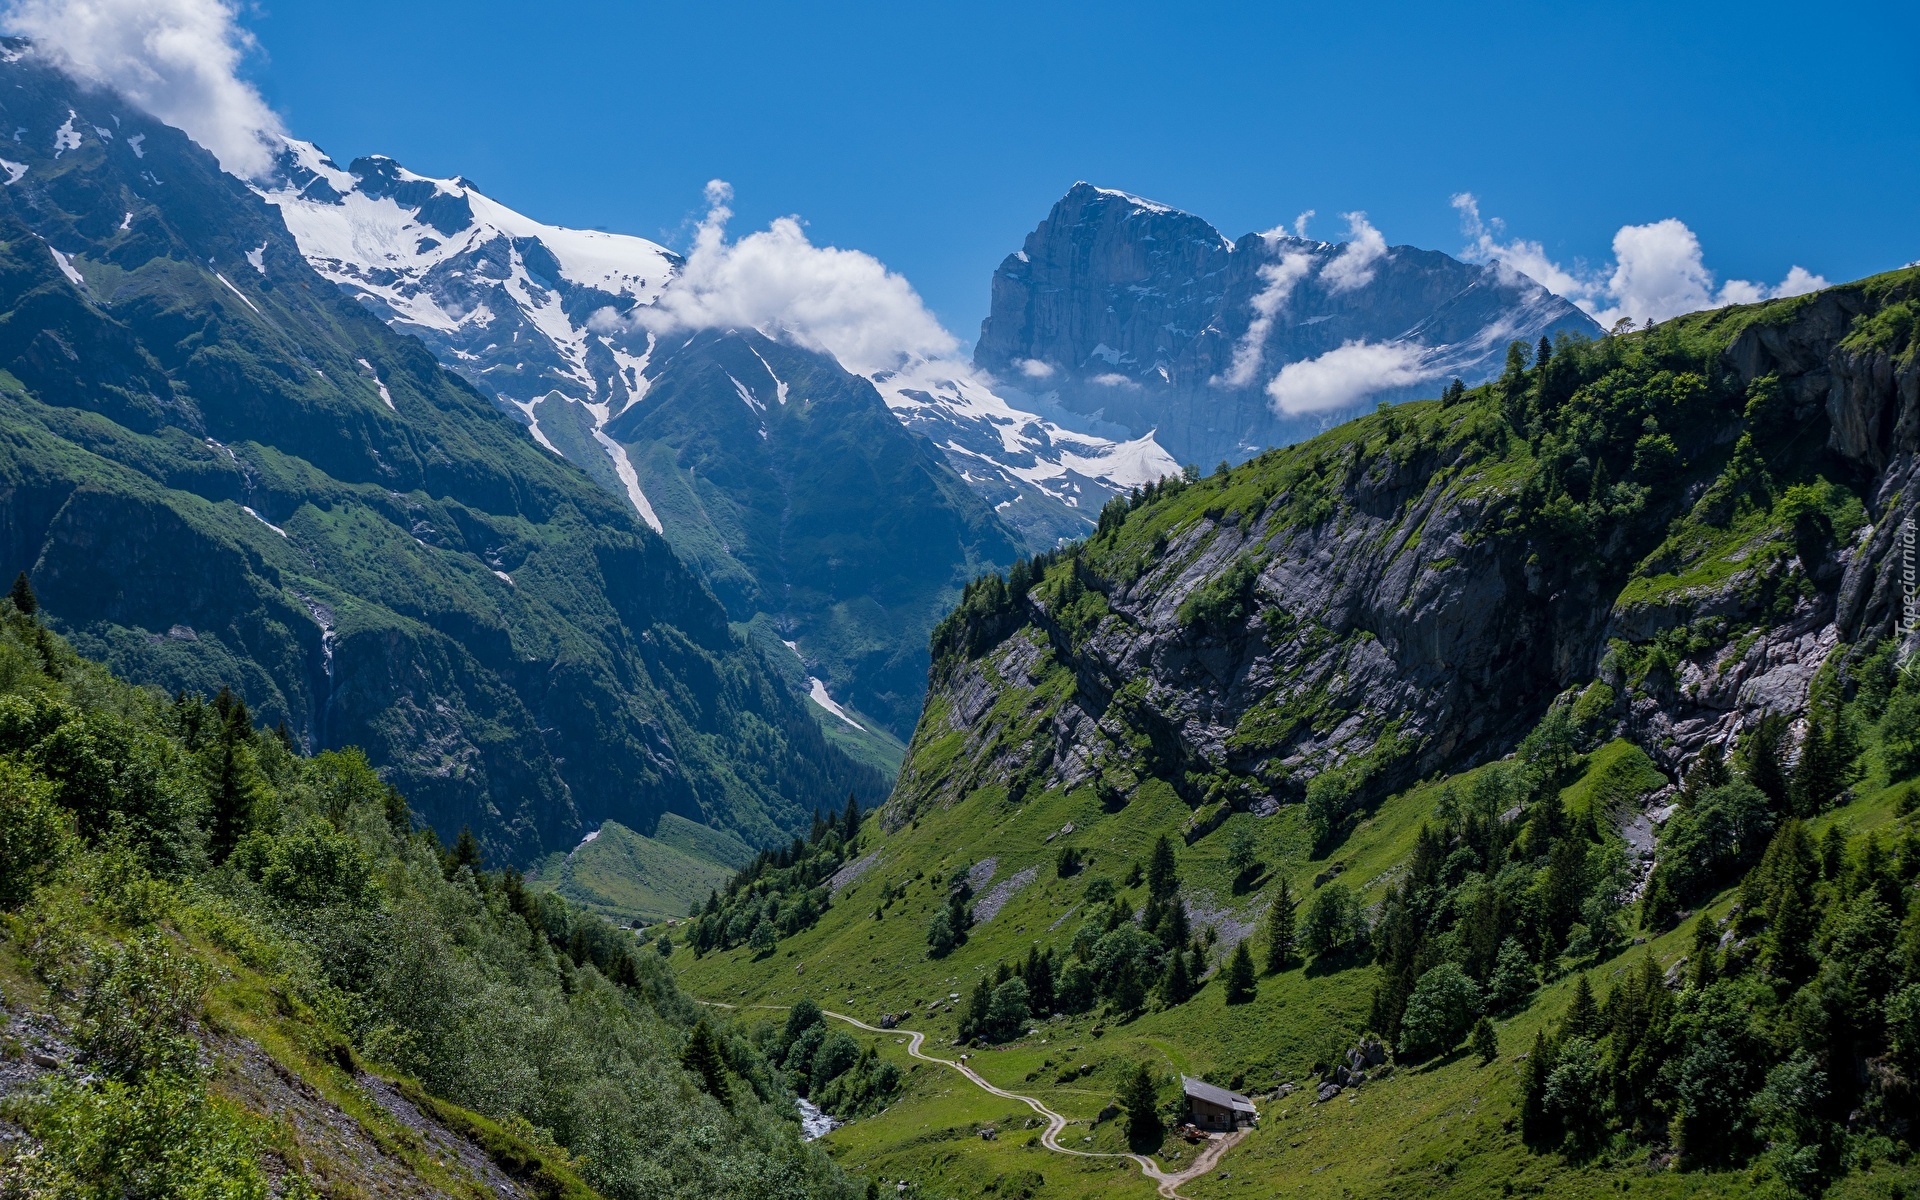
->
<box><xmin>0</xmin><ymin>602</ymin><xmax>860</xmax><ymax>1199</ymax></box>
<box><xmin>534</xmin><ymin>815</ymin><xmax>749</xmax><ymax>924</ymax></box>
<box><xmin>674</xmin><ymin>278</ymin><xmax>1920</xmax><ymax>1199</ymax></box>
<box><xmin>677</xmin><ymin>740</ymin><xmax>1920</xmax><ymax>1199</ymax></box>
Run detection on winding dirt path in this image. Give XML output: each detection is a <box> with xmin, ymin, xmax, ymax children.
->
<box><xmin>702</xmin><ymin>1001</ymin><xmax>1246</xmax><ymax>1199</ymax></box>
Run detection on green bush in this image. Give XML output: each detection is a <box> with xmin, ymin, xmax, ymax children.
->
<box><xmin>1300</xmin><ymin>882</ymin><xmax>1366</xmax><ymax>960</ymax></box>
<box><xmin>2</xmin><ymin>1074</ymin><xmax>268</xmax><ymax>1200</ymax></box>
<box><xmin>1396</xmin><ymin>963</ymin><xmax>1482</xmax><ymax>1060</ymax></box>
<box><xmin>0</xmin><ymin>758</ymin><xmax>70</xmax><ymax>907</ymax></box>
<box><xmin>74</xmin><ymin>936</ymin><xmax>210</xmax><ymax>1083</ymax></box>
<box><xmin>1176</xmin><ymin>557</ymin><xmax>1259</xmax><ymax>628</ymax></box>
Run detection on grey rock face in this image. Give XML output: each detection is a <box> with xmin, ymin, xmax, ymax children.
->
<box><xmin>976</xmin><ymin>183</ymin><xmax>1602</xmax><ymax>467</ymax></box>
<box><xmin>896</xmin><ymin>272</ymin><xmax>1920</xmax><ymax>831</ymax></box>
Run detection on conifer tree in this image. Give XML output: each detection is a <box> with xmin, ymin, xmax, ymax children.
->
<box><xmin>449</xmin><ymin>826</ymin><xmax>483</xmax><ymax>875</ymax></box>
<box><xmin>1688</xmin><ymin>914</ymin><xmax>1718</xmax><ymax>989</ymax></box>
<box><xmin>1564</xmin><ymin>972</ymin><xmax>1599</xmax><ymax>1039</ymax></box>
<box><xmin>1470</xmin><ymin>1015</ymin><xmax>1498</xmax><ymax>1064</ymax></box>
<box><xmin>681</xmin><ymin>1018</ymin><xmax>730</xmax><ymax>1101</ymax></box>
<box><xmin>1023</xmin><ymin>945</ymin><xmax>1055</xmax><ymax>1014</ymax></box>
<box><xmin>1684</xmin><ymin>741</ymin><xmax>1732</xmax><ymax>797</ymax></box>
<box><xmin>1264</xmin><ymin>878</ymin><xmax>1297</xmax><ymax>973</ymax></box>
<box><xmin>1145</xmin><ymin>835</ymin><xmax>1179</xmax><ymax>904</ymax></box>
<box><xmin>1519</xmin><ymin>1030</ymin><xmax>1559</xmax><ymax>1146</ymax></box>
<box><xmin>842</xmin><ymin>792</ymin><xmax>861</xmax><ymax>842</ymax></box>
<box><xmin>1820</xmin><ymin>822</ymin><xmax>1848</xmax><ymax>881</ymax></box>
<box><xmin>1159</xmin><ymin>947</ymin><xmax>1193</xmax><ymax>1005</ymax></box>
<box><xmin>1223</xmin><ymin>941</ymin><xmax>1256</xmax><ymax>1005</ymax></box>
<box><xmin>1791</xmin><ymin>700</ymin><xmax>1857</xmax><ymax>816</ymax></box>
<box><xmin>1757</xmin><ymin>820</ymin><xmax>1819</xmax><ymax>984</ymax></box>
<box><xmin>1743</xmin><ymin>712</ymin><xmax>1792</xmax><ymax>812</ymax></box>
<box><xmin>961</xmin><ymin>978</ymin><xmax>993</xmax><ymax>1042</ymax></box>
<box><xmin>1155</xmin><ymin>897</ymin><xmax>1191</xmax><ymax>950</ymax></box>
<box><xmin>1110</xmin><ymin>956</ymin><xmax>1145</xmax><ymax>1014</ymax></box>
<box><xmin>612</xmin><ymin>952</ymin><xmax>641</xmax><ymax>989</ymax></box>
<box><xmin>7</xmin><ymin>571</ymin><xmax>34</xmax><ymax>616</ymax></box>
<box><xmin>208</xmin><ymin>694</ymin><xmax>259</xmax><ymax>863</ymax></box>
<box><xmin>1118</xmin><ymin>1062</ymin><xmax>1162</xmax><ymax>1148</ymax></box>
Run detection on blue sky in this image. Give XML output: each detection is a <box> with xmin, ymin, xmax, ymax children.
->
<box><xmin>166</xmin><ymin>0</ymin><xmax>1920</xmax><ymax>338</ymax></box>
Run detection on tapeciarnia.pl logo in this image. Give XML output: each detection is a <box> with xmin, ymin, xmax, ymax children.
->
<box><xmin>1902</xmin><ymin>516</ymin><xmax>1917</xmax><ymax>677</ymax></box>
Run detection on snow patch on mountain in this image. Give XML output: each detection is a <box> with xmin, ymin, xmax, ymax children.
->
<box><xmin>257</xmin><ymin>138</ymin><xmax>672</xmax><ymax>529</ymax></box>
<box><xmin>258</xmin><ymin>142</ymin><xmax>1179</xmax><ymax>548</ymax></box>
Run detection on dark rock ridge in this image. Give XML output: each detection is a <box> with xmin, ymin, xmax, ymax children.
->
<box><xmin>0</xmin><ymin>43</ymin><xmax>880</xmax><ymax>860</ymax></box>
<box><xmin>896</xmin><ymin>269</ymin><xmax>1919</xmax><ymax>830</ymax></box>
<box><xmin>975</xmin><ymin>183</ymin><xmax>1602</xmax><ymax>467</ymax></box>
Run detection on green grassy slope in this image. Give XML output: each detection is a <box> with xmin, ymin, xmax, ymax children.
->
<box><xmin>0</xmin><ymin>608</ymin><xmax>858</xmax><ymax>1200</ymax></box>
<box><xmin>678</xmin><ymin>755</ymin><xmax>1920</xmax><ymax>1200</ymax></box>
<box><xmin>534</xmin><ymin>816</ymin><xmax>746</xmax><ymax>923</ymax></box>
<box><xmin>674</xmin><ymin>274</ymin><xmax>1920</xmax><ymax>1199</ymax></box>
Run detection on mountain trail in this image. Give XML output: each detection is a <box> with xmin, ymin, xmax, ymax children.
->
<box><xmin>700</xmin><ymin>1001</ymin><xmax>1245</xmax><ymax>1198</ymax></box>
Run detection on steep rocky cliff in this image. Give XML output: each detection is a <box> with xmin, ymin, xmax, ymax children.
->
<box><xmin>898</xmin><ymin>267</ymin><xmax>1919</xmax><ymax>834</ymax></box>
<box><xmin>975</xmin><ymin>183</ymin><xmax>1601</xmax><ymax>467</ymax></box>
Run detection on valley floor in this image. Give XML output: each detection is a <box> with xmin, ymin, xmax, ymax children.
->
<box><xmin>676</xmin><ymin>762</ymin><xmax>1920</xmax><ymax>1200</ymax></box>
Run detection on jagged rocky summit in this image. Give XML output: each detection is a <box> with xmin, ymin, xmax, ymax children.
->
<box><xmin>974</xmin><ymin>182</ymin><xmax>1603</xmax><ymax>468</ymax></box>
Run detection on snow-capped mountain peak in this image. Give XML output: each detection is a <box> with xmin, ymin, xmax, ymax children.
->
<box><xmin>257</xmin><ymin>142</ymin><xmax>1176</xmax><ymax>547</ymax></box>
<box><xmin>258</xmin><ymin>139</ymin><xmax>674</xmax><ymax>411</ymax></box>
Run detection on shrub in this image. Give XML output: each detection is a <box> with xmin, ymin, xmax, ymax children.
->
<box><xmin>1396</xmin><ymin>963</ymin><xmax>1482</xmax><ymax>1060</ymax></box>
<box><xmin>1485</xmin><ymin>937</ymin><xmax>1535</xmax><ymax>1012</ymax></box>
<box><xmin>3</xmin><ymin>1073</ymin><xmax>268</xmax><ymax>1200</ymax></box>
<box><xmin>926</xmin><ymin>906</ymin><xmax>956</xmax><ymax>957</ymax></box>
<box><xmin>75</xmin><ymin>936</ymin><xmax>210</xmax><ymax>1082</ymax></box>
<box><xmin>988</xmin><ymin>978</ymin><xmax>1030</xmax><ymax>1040</ymax></box>
<box><xmin>1176</xmin><ymin>557</ymin><xmax>1259</xmax><ymax>628</ymax></box>
<box><xmin>1116</xmin><ymin>1063</ymin><xmax>1162</xmax><ymax>1149</ymax></box>
<box><xmin>0</xmin><ymin>758</ymin><xmax>70</xmax><ymax>907</ymax></box>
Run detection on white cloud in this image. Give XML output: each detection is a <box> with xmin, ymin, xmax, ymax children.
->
<box><xmin>1451</xmin><ymin>193</ymin><xmax>1586</xmax><ymax>299</ymax></box>
<box><xmin>1266</xmin><ymin>340</ymin><xmax>1436</xmax><ymax>415</ymax></box>
<box><xmin>1452</xmin><ymin>192</ymin><xmax>1828</xmax><ymax>328</ymax></box>
<box><xmin>1088</xmin><ymin>372</ymin><xmax>1137</xmax><ymax>388</ymax></box>
<box><xmin>4</xmin><ymin>0</ymin><xmax>286</xmax><ymax>179</ymax></box>
<box><xmin>1217</xmin><ymin>251</ymin><xmax>1312</xmax><ymax>387</ymax></box>
<box><xmin>1015</xmin><ymin>358</ymin><xmax>1056</xmax><ymax>379</ymax></box>
<box><xmin>1319</xmin><ymin>212</ymin><xmax>1387</xmax><ymax>293</ymax></box>
<box><xmin>632</xmin><ymin>179</ymin><xmax>956</xmax><ymax>375</ymax></box>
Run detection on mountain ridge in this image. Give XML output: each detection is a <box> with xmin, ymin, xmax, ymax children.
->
<box><xmin>0</xmin><ymin>44</ymin><xmax>880</xmax><ymax>861</ymax></box>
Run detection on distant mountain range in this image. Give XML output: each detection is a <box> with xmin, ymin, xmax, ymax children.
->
<box><xmin>255</xmin><ymin>152</ymin><xmax>1604</xmax><ymax>747</ymax></box>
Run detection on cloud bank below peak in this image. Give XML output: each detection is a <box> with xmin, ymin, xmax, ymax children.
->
<box><xmin>3</xmin><ymin>0</ymin><xmax>285</xmax><ymax>179</ymax></box>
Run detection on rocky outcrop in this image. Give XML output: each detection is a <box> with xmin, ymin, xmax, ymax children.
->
<box><xmin>898</xmin><ymin>267</ymin><xmax>1920</xmax><ymax>825</ymax></box>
